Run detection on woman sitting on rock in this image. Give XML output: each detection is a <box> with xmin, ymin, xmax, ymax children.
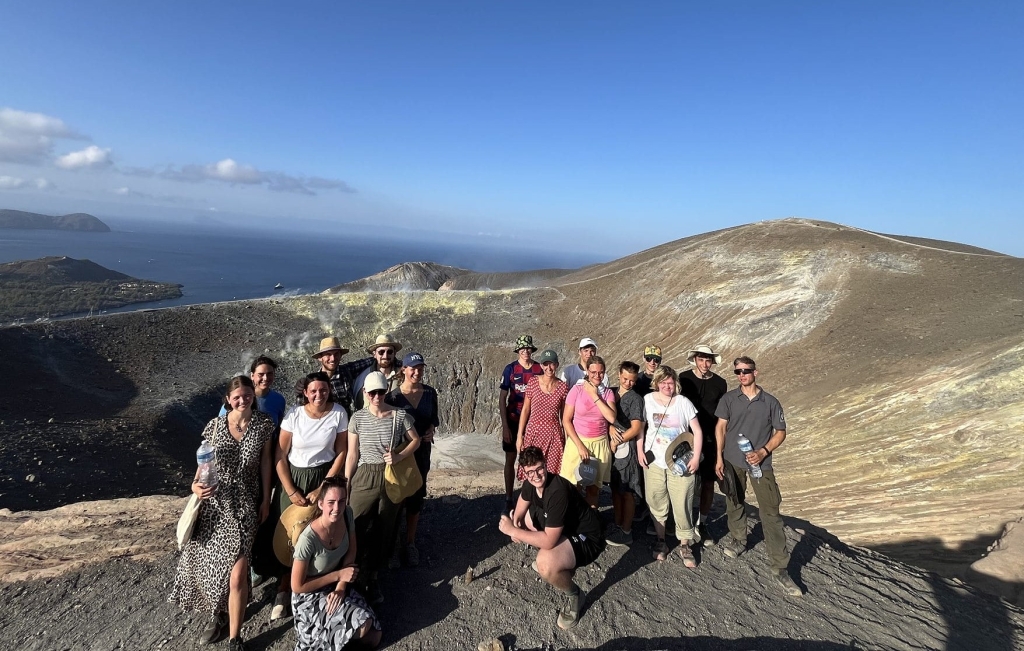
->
<box><xmin>170</xmin><ymin>375</ymin><xmax>275</xmax><ymax>651</ymax></box>
<box><xmin>271</xmin><ymin>371</ymin><xmax>351</xmax><ymax>620</ymax></box>
<box><xmin>516</xmin><ymin>349</ymin><xmax>568</xmax><ymax>478</ymax></box>
<box><xmin>291</xmin><ymin>475</ymin><xmax>382</xmax><ymax>650</ymax></box>
<box><xmin>345</xmin><ymin>371</ymin><xmax>419</xmax><ymax>605</ymax></box>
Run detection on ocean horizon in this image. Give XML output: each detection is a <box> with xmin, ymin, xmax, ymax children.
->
<box><xmin>0</xmin><ymin>219</ymin><xmax>606</xmax><ymax>317</ymax></box>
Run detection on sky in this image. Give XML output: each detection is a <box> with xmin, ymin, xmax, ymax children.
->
<box><xmin>1</xmin><ymin>2</ymin><xmax>1022</xmax><ymax>256</ymax></box>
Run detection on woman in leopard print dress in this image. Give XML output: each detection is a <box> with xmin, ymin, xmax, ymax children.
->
<box><xmin>170</xmin><ymin>376</ymin><xmax>275</xmax><ymax>651</ymax></box>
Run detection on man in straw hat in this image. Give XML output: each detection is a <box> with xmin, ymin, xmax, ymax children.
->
<box><xmin>714</xmin><ymin>355</ymin><xmax>802</xmax><ymax>596</ymax></box>
<box><xmin>499</xmin><ymin>446</ymin><xmax>605</xmax><ymax>630</ymax></box>
<box><xmin>352</xmin><ymin>333</ymin><xmax>404</xmax><ymax>411</ymax></box>
<box><xmin>500</xmin><ymin>335</ymin><xmax>542</xmax><ymax>513</ymax></box>
<box><xmin>679</xmin><ymin>344</ymin><xmax>728</xmax><ymax>546</ymax></box>
<box><xmin>312</xmin><ymin>336</ymin><xmax>374</xmax><ymax>416</ymax></box>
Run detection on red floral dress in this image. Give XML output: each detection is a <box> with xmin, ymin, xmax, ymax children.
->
<box><xmin>517</xmin><ymin>377</ymin><xmax>569</xmax><ymax>478</ymax></box>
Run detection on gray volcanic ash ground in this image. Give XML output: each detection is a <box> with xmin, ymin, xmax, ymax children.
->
<box><xmin>1</xmin><ymin>219</ymin><xmax>1023</xmax><ymax>649</ymax></box>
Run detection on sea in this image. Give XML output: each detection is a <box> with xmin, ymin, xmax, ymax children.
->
<box><xmin>0</xmin><ymin>219</ymin><xmax>604</xmax><ymax>317</ymax></box>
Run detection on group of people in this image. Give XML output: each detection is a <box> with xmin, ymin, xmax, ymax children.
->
<box><xmin>497</xmin><ymin>335</ymin><xmax>801</xmax><ymax>630</ymax></box>
<box><xmin>170</xmin><ymin>333</ymin><xmax>437</xmax><ymax>651</ymax></box>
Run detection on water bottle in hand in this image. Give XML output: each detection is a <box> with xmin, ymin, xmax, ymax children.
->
<box><xmin>196</xmin><ymin>441</ymin><xmax>219</xmax><ymax>487</ymax></box>
<box><xmin>736</xmin><ymin>434</ymin><xmax>762</xmax><ymax>479</ymax></box>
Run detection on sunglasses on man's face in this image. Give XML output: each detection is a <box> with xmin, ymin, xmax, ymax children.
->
<box><xmin>375</xmin><ymin>349</ymin><xmax>394</xmax><ymax>357</ymax></box>
<box><xmin>644</xmin><ymin>356</ymin><xmax>661</xmax><ymax>363</ymax></box>
<box><xmin>734</xmin><ymin>368</ymin><xmax>755</xmax><ymax>375</ymax></box>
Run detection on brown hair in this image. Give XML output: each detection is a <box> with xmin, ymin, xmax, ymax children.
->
<box><xmin>733</xmin><ymin>356</ymin><xmax>757</xmax><ymax>370</ymax></box>
<box><xmin>586</xmin><ymin>356</ymin><xmax>606</xmax><ymax>372</ymax></box>
<box><xmin>249</xmin><ymin>355</ymin><xmax>278</xmax><ymax>374</ymax></box>
<box><xmin>618</xmin><ymin>361</ymin><xmax>640</xmax><ymax>375</ymax></box>
<box><xmin>222</xmin><ymin>375</ymin><xmax>256</xmax><ymax>411</ymax></box>
<box><xmin>518</xmin><ymin>446</ymin><xmax>545</xmax><ymax>469</ymax></box>
<box><xmin>297</xmin><ymin>371</ymin><xmax>331</xmax><ymax>405</ymax></box>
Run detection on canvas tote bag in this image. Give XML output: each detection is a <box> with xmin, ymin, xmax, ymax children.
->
<box><xmin>383</xmin><ymin>411</ymin><xmax>423</xmax><ymax>503</ymax></box>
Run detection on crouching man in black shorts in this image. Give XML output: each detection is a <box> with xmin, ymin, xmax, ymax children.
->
<box><xmin>499</xmin><ymin>446</ymin><xmax>606</xmax><ymax>630</ymax></box>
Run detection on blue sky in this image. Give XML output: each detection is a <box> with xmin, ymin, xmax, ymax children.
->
<box><xmin>1</xmin><ymin>2</ymin><xmax>1022</xmax><ymax>255</ymax></box>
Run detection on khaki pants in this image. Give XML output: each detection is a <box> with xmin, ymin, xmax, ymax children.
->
<box><xmin>644</xmin><ymin>465</ymin><xmax>697</xmax><ymax>542</ymax></box>
<box><xmin>723</xmin><ymin>460</ymin><xmax>790</xmax><ymax>571</ymax></box>
<box><xmin>349</xmin><ymin>462</ymin><xmax>402</xmax><ymax>578</ymax></box>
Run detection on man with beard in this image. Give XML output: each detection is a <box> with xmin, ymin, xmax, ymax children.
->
<box><xmin>352</xmin><ymin>333</ymin><xmax>404</xmax><ymax>410</ymax></box>
<box><xmin>312</xmin><ymin>336</ymin><xmax>374</xmax><ymax>416</ymax></box>
<box><xmin>678</xmin><ymin>344</ymin><xmax>728</xmax><ymax>545</ymax></box>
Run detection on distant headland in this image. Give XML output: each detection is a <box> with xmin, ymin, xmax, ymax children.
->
<box><xmin>0</xmin><ymin>209</ymin><xmax>111</xmax><ymax>232</ymax></box>
<box><xmin>0</xmin><ymin>256</ymin><xmax>182</xmax><ymax>322</ymax></box>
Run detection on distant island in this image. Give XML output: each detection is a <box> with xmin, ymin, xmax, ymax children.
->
<box><xmin>0</xmin><ymin>256</ymin><xmax>182</xmax><ymax>322</ymax></box>
<box><xmin>0</xmin><ymin>209</ymin><xmax>111</xmax><ymax>232</ymax></box>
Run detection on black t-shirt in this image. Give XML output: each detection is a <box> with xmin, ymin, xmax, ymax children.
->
<box><xmin>611</xmin><ymin>387</ymin><xmax>645</xmax><ymax>432</ymax></box>
<box><xmin>634</xmin><ymin>372</ymin><xmax>654</xmax><ymax>396</ymax></box>
<box><xmin>678</xmin><ymin>369</ymin><xmax>728</xmax><ymax>439</ymax></box>
<box><xmin>520</xmin><ymin>473</ymin><xmax>602</xmax><ymax>541</ymax></box>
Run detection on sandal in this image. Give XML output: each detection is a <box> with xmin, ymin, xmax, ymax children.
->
<box><xmin>679</xmin><ymin>543</ymin><xmax>697</xmax><ymax>569</ymax></box>
<box><xmin>652</xmin><ymin>539</ymin><xmax>668</xmax><ymax>562</ymax></box>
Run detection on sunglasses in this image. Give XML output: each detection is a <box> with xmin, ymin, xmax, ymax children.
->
<box><xmin>375</xmin><ymin>349</ymin><xmax>394</xmax><ymax>356</ymax></box>
<box><xmin>734</xmin><ymin>368</ymin><xmax>755</xmax><ymax>375</ymax></box>
<box><xmin>644</xmin><ymin>356</ymin><xmax>662</xmax><ymax>363</ymax></box>
<box><xmin>368</xmin><ymin>389</ymin><xmax>386</xmax><ymax>397</ymax></box>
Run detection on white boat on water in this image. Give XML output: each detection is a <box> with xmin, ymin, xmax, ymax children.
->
<box><xmin>274</xmin><ymin>283</ymin><xmax>283</xmax><ymax>289</ymax></box>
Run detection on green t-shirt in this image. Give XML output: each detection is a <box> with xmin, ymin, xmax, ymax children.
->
<box><xmin>293</xmin><ymin>507</ymin><xmax>355</xmax><ymax>577</ymax></box>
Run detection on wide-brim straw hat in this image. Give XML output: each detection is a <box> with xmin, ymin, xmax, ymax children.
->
<box><xmin>686</xmin><ymin>344</ymin><xmax>722</xmax><ymax>365</ymax></box>
<box><xmin>312</xmin><ymin>336</ymin><xmax>349</xmax><ymax>359</ymax></box>
<box><xmin>366</xmin><ymin>333</ymin><xmax>403</xmax><ymax>354</ymax></box>
<box><xmin>663</xmin><ymin>431</ymin><xmax>696</xmax><ymax>468</ymax></box>
<box><xmin>273</xmin><ymin>503</ymin><xmax>319</xmax><ymax>567</ymax></box>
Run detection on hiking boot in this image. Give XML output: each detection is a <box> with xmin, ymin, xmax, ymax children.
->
<box><xmin>697</xmin><ymin>523</ymin><xmax>713</xmax><ymax>546</ymax></box>
<box><xmin>270</xmin><ymin>591</ymin><xmax>290</xmax><ymax>621</ymax></box>
<box><xmin>605</xmin><ymin>527</ymin><xmax>633</xmax><ymax>547</ymax></box>
<box><xmin>406</xmin><ymin>544</ymin><xmax>420</xmax><ymax>567</ymax></box>
<box><xmin>722</xmin><ymin>536</ymin><xmax>745</xmax><ymax>559</ymax></box>
<box><xmin>227</xmin><ymin>637</ymin><xmax>247</xmax><ymax>651</ymax></box>
<box><xmin>556</xmin><ymin>589</ymin><xmax>587</xmax><ymax>630</ymax></box>
<box><xmin>775</xmin><ymin>570</ymin><xmax>803</xmax><ymax>597</ymax></box>
<box><xmin>200</xmin><ymin>612</ymin><xmax>226</xmax><ymax>645</ymax></box>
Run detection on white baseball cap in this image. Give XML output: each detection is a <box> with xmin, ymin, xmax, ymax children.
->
<box><xmin>578</xmin><ymin>337</ymin><xmax>598</xmax><ymax>349</ymax></box>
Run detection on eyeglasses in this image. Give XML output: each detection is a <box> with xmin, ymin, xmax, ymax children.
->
<box><xmin>644</xmin><ymin>356</ymin><xmax>662</xmax><ymax>363</ymax></box>
<box><xmin>523</xmin><ymin>467</ymin><xmax>545</xmax><ymax>479</ymax></box>
<box><xmin>368</xmin><ymin>389</ymin><xmax>386</xmax><ymax>397</ymax></box>
<box><xmin>375</xmin><ymin>349</ymin><xmax>394</xmax><ymax>357</ymax></box>
<box><xmin>734</xmin><ymin>368</ymin><xmax>755</xmax><ymax>375</ymax></box>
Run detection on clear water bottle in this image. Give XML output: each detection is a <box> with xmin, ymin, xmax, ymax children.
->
<box><xmin>736</xmin><ymin>434</ymin><xmax>762</xmax><ymax>479</ymax></box>
<box><xmin>196</xmin><ymin>441</ymin><xmax>219</xmax><ymax>487</ymax></box>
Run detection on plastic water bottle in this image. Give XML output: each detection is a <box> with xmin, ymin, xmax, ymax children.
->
<box><xmin>196</xmin><ymin>441</ymin><xmax>219</xmax><ymax>487</ymax></box>
<box><xmin>736</xmin><ymin>434</ymin><xmax>762</xmax><ymax>479</ymax></box>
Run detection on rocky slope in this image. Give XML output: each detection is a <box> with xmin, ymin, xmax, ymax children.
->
<box><xmin>2</xmin><ymin>218</ymin><xmax>1023</xmax><ymax>647</ymax></box>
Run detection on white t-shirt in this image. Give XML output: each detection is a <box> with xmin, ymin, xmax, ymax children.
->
<box><xmin>281</xmin><ymin>403</ymin><xmax>349</xmax><ymax>468</ymax></box>
<box><xmin>643</xmin><ymin>394</ymin><xmax>697</xmax><ymax>470</ymax></box>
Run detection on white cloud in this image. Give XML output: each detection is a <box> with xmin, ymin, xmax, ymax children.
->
<box><xmin>112</xmin><ymin>186</ymin><xmax>131</xmax><ymax>195</ymax></box>
<box><xmin>0</xmin><ymin>107</ymin><xmax>85</xmax><ymax>164</ymax></box>
<box><xmin>56</xmin><ymin>145</ymin><xmax>114</xmax><ymax>170</ymax></box>
<box><xmin>145</xmin><ymin>157</ymin><xmax>354</xmax><ymax>195</ymax></box>
<box><xmin>33</xmin><ymin>178</ymin><xmax>54</xmax><ymax>190</ymax></box>
<box><xmin>0</xmin><ymin>175</ymin><xmax>27</xmax><ymax>189</ymax></box>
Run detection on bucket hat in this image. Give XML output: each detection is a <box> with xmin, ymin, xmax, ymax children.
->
<box><xmin>514</xmin><ymin>335</ymin><xmax>537</xmax><ymax>352</ymax></box>
<box><xmin>686</xmin><ymin>344</ymin><xmax>722</xmax><ymax>365</ymax></box>
<box><xmin>274</xmin><ymin>503</ymin><xmax>319</xmax><ymax>566</ymax></box>
<box><xmin>367</xmin><ymin>333</ymin><xmax>403</xmax><ymax>354</ymax></box>
<box><xmin>664</xmin><ymin>431</ymin><xmax>698</xmax><ymax>476</ymax></box>
<box><xmin>573</xmin><ymin>460</ymin><xmax>598</xmax><ymax>487</ymax></box>
<box><xmin>312</xmin><ymin>336</ymin><xmax>349</xmax><ymax>358</ymax></box>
